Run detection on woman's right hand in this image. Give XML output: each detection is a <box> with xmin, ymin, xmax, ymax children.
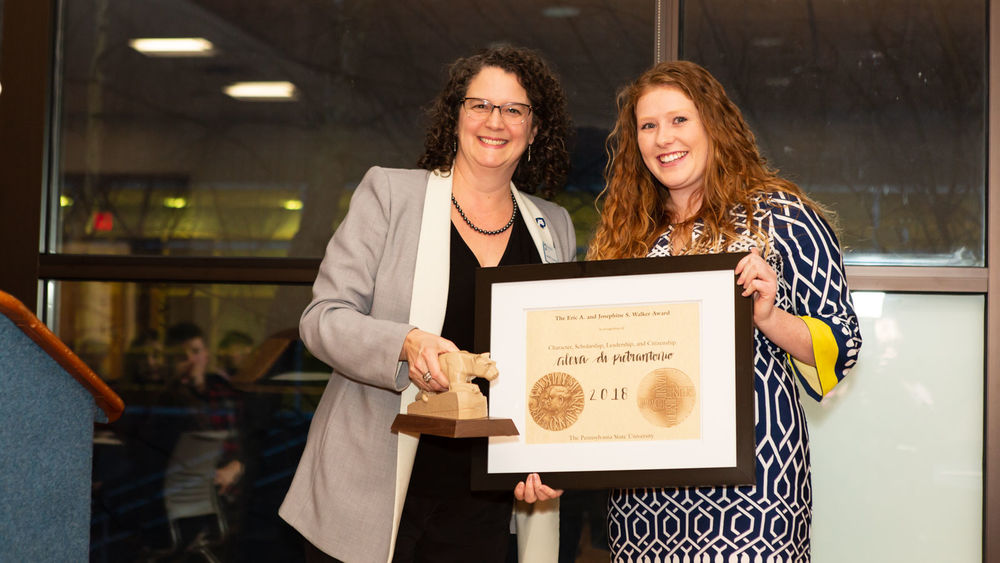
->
<box><xmin>400</xmin><ymin>328</ymin><xmax>460</xmax><ymax>393</ymax></box>
<box><xmin>514</xmin><ymin>473</ymin><xmax>564</xmax><ymax>503</ymax></box>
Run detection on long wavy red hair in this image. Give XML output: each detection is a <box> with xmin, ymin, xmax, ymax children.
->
<box><xmin>588</xmin><ymin>61</ymin><xmax>824</xmax><ymax>259</ymax></box>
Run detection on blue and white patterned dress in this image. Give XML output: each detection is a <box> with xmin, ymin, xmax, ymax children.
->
<box><xmin>608</xmin><ymin>192</ymin><xmax>862</xmax><ymax>563</ymax></box>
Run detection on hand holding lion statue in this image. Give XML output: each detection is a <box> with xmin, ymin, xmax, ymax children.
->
<box><xmin>407</xmin><ymin>351</ymin><xmax>498</xmax><ymax>419</ymax></box>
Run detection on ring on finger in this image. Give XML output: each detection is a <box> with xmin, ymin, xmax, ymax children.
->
<box><xmin>422</xmin><ymin>371</ymin><xmax>432</xmax><ymax>383</ymax></box>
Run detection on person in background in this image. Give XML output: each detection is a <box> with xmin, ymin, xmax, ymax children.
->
<box><xmin>280</xmin><ymin>45</ymin><xmax>576</xmax><ymax>563</ymax></box>
<box><xmin>162</xmin><ymin>322</ymin><xmax>245</xmax><ymax>503</ymax></box>
<box><xmin>217</xmin><ymin>330</ymin><xmax>254</xmax><ymax>380</ymax></box>
<box><xmin>123</xmin><ymin>328</ymin><xmax>166</xmax><ymax>388</ymax></box>
<box><xmin>518</xmin><ymin>60</ymin><xmax>862</xmax><ymax>562</ymax></box>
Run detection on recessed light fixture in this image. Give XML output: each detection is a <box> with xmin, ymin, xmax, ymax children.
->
<box><xmin>163</xmin><ymin>197</ymin><xmax>188</xmax><ymax>209</ymax></box>
<box><xmin>751</xmin><ymin>37</ymin><xmax>784</xmax><ymax>48</ymax></box>
<box><xmin>543</xmin><ymin>6</ymin><xmax>581</xmax><ymax>18</ymax></box>
<box><xmin>129</xmin><ymin>37</ymin><xmax>215</xmax><ymax>57</ymax></box>
<box><xmin>282</xmin><ymin>199</ymin><xmax>304</xmax><ymax>211</ymax></box>
<box><xmin>223</xmin><ymin>81</ymin><xmax>298</xmax><ymax>101</ymax></box>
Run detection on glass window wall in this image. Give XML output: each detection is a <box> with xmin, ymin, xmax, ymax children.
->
<box><xmin>71</xmin><ymin>281</ymin><xmax>325</xmax><ymax>561</ymax></box>
<box><xmin>54</xmin><ymin>0</ymin><xmax>654</xmax><ymax>259</ymax></box>
<box><xmin>682</xmin><ymin>0</ymin><xmax>986</xmax><ymax>266</ymax></box>
<box><xmin>67</xmin><ymin>273</ymin><xmax>615</xmax><ymax>559</ymax></box>
<box><xmin>53</xmin><ymin>3</ymin><xmax>657</xmax><ymax>560</ymax></box>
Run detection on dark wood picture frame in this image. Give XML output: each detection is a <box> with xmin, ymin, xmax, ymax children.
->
<box><xmin>472</xmin><ymin>253</ymin><xmax>755</xmax><ymax>490</ymax></box>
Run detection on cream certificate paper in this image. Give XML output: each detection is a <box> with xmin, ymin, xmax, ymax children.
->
<box><xmin>524</xmin><ymin>302</ymin><xmax>701</xmax><ymax>444</ymax></box>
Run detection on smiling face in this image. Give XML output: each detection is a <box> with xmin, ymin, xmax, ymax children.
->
<box><xmin>454</xmin><ymin>66</ymin><xmax>537</xmax><ymax>178</ymax></box>
<box><xmin>635</xmin><ymin>85</ymin><xmax>711</xmax><ymax>210</ymax></box>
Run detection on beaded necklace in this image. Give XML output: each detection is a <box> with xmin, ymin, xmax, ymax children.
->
<box><xmin>451</xmin><ymin>191</ymin><xmax>518</xmax><ymax>235</ymax></box>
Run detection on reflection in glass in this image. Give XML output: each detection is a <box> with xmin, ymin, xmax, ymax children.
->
<box><xmin>683</xmin><ymin>0</ymin><xmax>986</xmax><ymax>266</ymax></box>
<box><xmin>64</xmin><ymin>281</ymin><xmax>325</xmax><ymax>560</ymax></box>
<box><xmin>63</xmin><ymin>276</ymin><xmax>614</xmax><ymax>560</ymax></box>
<box><xmin>54</xmin><ymin>0</ymin><xmax>653</xmax><ymax>259</ymax></box>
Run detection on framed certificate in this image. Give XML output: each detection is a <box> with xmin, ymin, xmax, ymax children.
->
<box><xmin>471</xmin><ymin>253</ymin><xmax>755</xmax><ymax>490</ymax></box>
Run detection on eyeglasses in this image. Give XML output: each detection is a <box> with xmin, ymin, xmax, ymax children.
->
<box><xmin>460</xmin><ymin>98</ymin><xmax>533</xmax><ymax>125</ymax></box>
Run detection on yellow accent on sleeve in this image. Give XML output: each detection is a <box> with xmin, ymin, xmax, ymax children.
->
<box><xmin>790</xmin><ymin>316</ymin><xmax>840</xmax><ymax>397</ymax></box>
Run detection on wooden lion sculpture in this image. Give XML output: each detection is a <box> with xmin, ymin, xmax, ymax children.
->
<box><xmin>407</xmin><ymin>351</ymin><xmax>499</xmax><ymax>419</ymax></box>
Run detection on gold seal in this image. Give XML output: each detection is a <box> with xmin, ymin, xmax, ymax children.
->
<box><xmin>528</xmin><ymin>372</ymin><xmax>585</xmax><ymax>431</ymax></box>
<box><xmin>636</xmin><ymin>368</ymin><xmax>696</xmax><ymax>428</ymax></box>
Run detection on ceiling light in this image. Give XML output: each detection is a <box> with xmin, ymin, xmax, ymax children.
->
<box><xmin>129</xmin><ymin>37</ymin><xmax>215</xmax><ymax>57</ymax></box>
<box><xmin>751</xmin><ymin>37</ymin><xmax>784</xmax><ymax>48</ymax></box>
<box><xmin>163</xmin><ymin>197</ymin><xmax>188</xmax><ymax>209</ymax></box>
<box><xmin>282</xmin><ymin>199</ymin><xmax>304</xmax><ymax>211</ymax></box>
<box><xmin>543</xmin><ymin>6</ymin><xmax>581</xmax><ymax>18</ymax></box>
<box><xmin>223</xmin><ymin>81</ymin><xmax>298</xmax><ymax>101</ymax></box>
<box><xmin>60</xmin><ymin>195</ymin><xmax>73</xmax><ymax>207</ymax></box>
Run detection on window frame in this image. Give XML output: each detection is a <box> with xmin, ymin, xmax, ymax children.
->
<box><xmin>0</xmin><ymin>0</ymin><xmax>996</xmax><ymax>558</ymax></box>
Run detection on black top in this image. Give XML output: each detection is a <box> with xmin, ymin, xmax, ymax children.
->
<box><xmin>408</xmin><ymin>214</ymin><xmax>542</xmax><ymax>496</ymax></box>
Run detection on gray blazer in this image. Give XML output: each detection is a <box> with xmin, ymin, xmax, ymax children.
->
<box><xmin>280</xmin><ymin>167</ymin><xmax>576</xmax><ymax>563</ymax></box>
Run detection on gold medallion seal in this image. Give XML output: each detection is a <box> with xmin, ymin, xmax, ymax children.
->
<box><xmin>528</xmin><ymin>372</ymin><xmax>585</xmax><ymax>431</ymax></box>
<box><xmin>636</xmin><ymin>368</ymin><xmax>696</xmax><ymax>428</ymax></box>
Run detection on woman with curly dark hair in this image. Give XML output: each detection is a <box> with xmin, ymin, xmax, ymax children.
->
<box><xmin>417</xmin><ymin>46</ymin><xmax>571</xmax><ymax>199</ymax></box>
<box><xmin>280</xmin><ymin>45</ymin><xmax>575</xmax><ymax>563</ymax></box>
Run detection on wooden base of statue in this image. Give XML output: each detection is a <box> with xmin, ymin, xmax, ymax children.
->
<box><xmin>391</xmin><ymin>413</ymin><xmax>518</xmax><ymax>438</ymax></box>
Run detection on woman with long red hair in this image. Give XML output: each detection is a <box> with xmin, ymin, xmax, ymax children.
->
<box><xmin>521</xmin><ymin>60</ymin><xmax>862</xmax><ymax>562</ymax></box>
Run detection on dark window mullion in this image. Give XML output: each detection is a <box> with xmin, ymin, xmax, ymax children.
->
<box><xmin>38</xmin><ymin>254</ymin><xmax>320</xmax><ymax>284</ymax></box>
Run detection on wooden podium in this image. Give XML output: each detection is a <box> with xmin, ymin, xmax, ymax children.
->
<box><xmin>0</xmin><ymin>290</ymin><xmax>124</xmax><ymax>562</ymax></box>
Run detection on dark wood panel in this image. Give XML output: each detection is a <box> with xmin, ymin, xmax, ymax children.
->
<box><xmin>0</xmin><ymin>0</ymin><xmax>53</xmax><ymax>311</ymax></box>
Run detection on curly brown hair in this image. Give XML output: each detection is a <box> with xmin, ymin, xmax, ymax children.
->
<box><xmin>589</xmin><ymin>60</ymin><xmax>827</xmax><ymax>259</ymax></box>
<box><xmin>417</xmin><ymin>45</ymin><xmax>572</xmax><ymax>198</ymax></box>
